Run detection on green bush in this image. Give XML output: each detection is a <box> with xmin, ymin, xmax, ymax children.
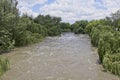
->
<box><xmin>103</xmin><ymin>53</ymin><xmax>120</xmax><ymax>75</ymax></box>
<box><xmin>87</xmin><ymin>18</ymin><xmax>120</xmax><ymax>76</ymax></box>
<box><xmin>15</xmin><ymin>31</ymin><xmax>43</xmax><ymax>46</ymax></box>
<box><xmin>48</xmin><ymin>26</ymin><xmax>61</xmax><ymax>36</ymax></box>
<box><xmin>0</xmin><ymin>57</ymin><xmax>9</xmax><ymax>76</ymax></box>
<box><xmin>90</xmin><ymin>26</ymin><xmax>100</xmax><ymax>46</ymax></box>
<box><xmin>98</xmin><ymin>31</ymin><xmax>120</xmax><ymax>63</ymax></box>
<box><xmin>90</xmin><ymin>25</ymin><xmax>113</xmax><ymax>47</ymax></box>
<box><xmin>72</xmin><ymin>20</ymin><xmax>88</xmax><ymax>34</ymax></box>
<box><xmin>0</xmin><ymin>30</ymin><xmax>15</xmax><ymax>53</ymax></box>
<box><xmin>34</xmin><ymin>14</ymin><xmax>62</xmax><ymax>36</ymax></box>
<box><xmin>27</xmin><ymin>22</ymin><xmax>47</xmax><ymax>37</ymax></box>
<box><xmin>60</xmin><ymin>22</ymin><xmax>71</xmax><ymax>32</ymax></box>
<box><xmin>85</xmin><ymin>20</ymin><xmax>99</xmax><ymax>35</ymax></box>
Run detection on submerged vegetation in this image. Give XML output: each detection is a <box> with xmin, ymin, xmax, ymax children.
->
<box><xmin>0</xmin><ymin>0</ymin><xmax>120</xmax><ymax>77</ymax></box>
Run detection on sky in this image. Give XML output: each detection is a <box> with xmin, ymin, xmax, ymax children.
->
<box><xmin>17</xmin><ymin>0</ymin><xmax>120</xmax><ymax>23</ymax></box>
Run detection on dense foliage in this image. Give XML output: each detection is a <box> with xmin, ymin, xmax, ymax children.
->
<box><xmin>60</xmin><ymin>22</ymin><xmax>71</xmax><ymax>32</ymax></box>
<box><xmin>34</xmin><ymin>15</ymin><xmax>62</xmax><ymax>36</ymax></box>
<box><xmin>84</xmin><ymin>10</ymin><xmax>120</xmax><ymax>76</ymax></box>
<box><xmin>71</xmin><ymin>20</ymin><xmax>88</xmax><ymax>34</ymax></box>
<box><xmin>0</xmin><ymin>0</ymin><xmax>63</xmax><ymax>53</ymax></box>
<box><xmin>0</xmin><ymin>0</ymin><xmax>62</xmax><ymax>76</ymax></box>
<box><xmin>0</xmin><ymin>0</ymin><xmax>18</xmax><ymax>52</ymax></box>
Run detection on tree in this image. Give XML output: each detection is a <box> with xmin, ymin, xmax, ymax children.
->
<box><xmin>72</xmin><ymin>20</ymin><xmax>88</xmax><ymax>34</ymax></box>
<box><xmin>85</xmin><ymin>20</ymin><xmax>99</xmax><ymax>35</ymax></box>
<box><xmin>0</xmin><ymin>0</ymin><xmax>18</xmax><ymax>52</ymax></box>
<box><xmin>60</xmin><ymin>22</ymin><xmax>71</xmax><ymax>32</ymax></box>
<box><xmin>34</xmin><ymin>15</ymin><xmax>62</xmax><ymax>36</ymax></box>
<box><xmin>108</xmin><ymin>10</ymin><xmax>120</xmax><ymax>31</ymax></box>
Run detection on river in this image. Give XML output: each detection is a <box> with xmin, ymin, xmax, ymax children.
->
<box><xmin>0</xmin><ymin>32</ymin><xmax>119</xmax><ymax>80</ymax></box>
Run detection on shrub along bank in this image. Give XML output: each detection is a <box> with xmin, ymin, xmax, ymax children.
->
<box><xmin>84</xmin><ymin>10</ymin><xmax>120</xmax><ymax>76</ymax></box>
<box><xmin>71</xmin><ymin>10</ymin><xmax>120</xmax><ymax>76</ymax></box>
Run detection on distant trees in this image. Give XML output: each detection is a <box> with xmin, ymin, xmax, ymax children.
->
<box><xmin>60</xmin><ymin>22</ymin><xmax>71</xmax><ymax>32</ymax></box>
<box><xmin>85</xmin><ymin>20</ymin><xmax>100</xmax><ymax>35</ymax></box>
<box><xmin>34</xmin><ymin>15</ymin><xmax>62</xmax><ymax>36</ymax></box>
<box><xmin>110</xmin><ymin>10</ymin><xmax>120</xmax><ymax>31</ymax></box>
<box><xmin>71</xmin><ymin>20</ymin><xmax>88</xmax><ymax>34</ymax></box>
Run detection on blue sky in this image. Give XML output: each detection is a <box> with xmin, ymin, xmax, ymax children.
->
<box><xmin>31</xmin><ymin>0</ymin><xmax>55</xmax><ymax>12</ymax></box>
<box><xmin>18</xmin><ymin>0</ymin><xmax>120</xmax><ymax>23</ymax></box>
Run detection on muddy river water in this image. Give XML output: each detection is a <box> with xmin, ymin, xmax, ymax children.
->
<box><xmin>1</xmin><ymin>33</ymin><xmax>119</xmax><ymax>80</ymax></box>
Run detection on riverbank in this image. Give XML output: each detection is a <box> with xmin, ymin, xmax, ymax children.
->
<box><xmin>0</xmin><ymin>33</ymin><xmax>119</xmax><ymax>80</ymax></box>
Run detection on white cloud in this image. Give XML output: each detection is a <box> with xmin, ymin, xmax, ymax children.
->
<box><xmin>19</xmin><ymin>7</ymin><xmax>39</xmax><ymax>17</ymax></box>
<box><xmin>18</xmin><ymin>0</ymin><xmax>47</xmax><ymax>8</ymax></box>
<box><xmin>17</xmin><ymin>0</ymin><xmax>47</xmax><ymax>17</ymax></box>
<box><xmin>40</xmin><ymin>0</ymin><xmax>120</xmax><ymax>23</ymax></box>
<box><xmin>17</xmin><ymin>0</ymin><xmax>120</xmax><ymax>23</ymax></box>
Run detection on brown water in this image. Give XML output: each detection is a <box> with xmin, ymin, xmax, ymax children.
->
<box><xmin>0</xmin><ymin>33</ymin><xmax>119</xmax><ymax>80</ymax></box>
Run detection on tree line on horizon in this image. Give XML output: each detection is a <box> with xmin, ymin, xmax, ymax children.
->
<box><xmin>0</xmin><ymin>0</ymin><xmax>120</xmax><ymax>77</ymax></box>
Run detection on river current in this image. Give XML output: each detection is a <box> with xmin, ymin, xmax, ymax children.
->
<box><xmin>1</xmin><ymin>33</ymin><xmax>119</xmax><ymax>80</ymax></box>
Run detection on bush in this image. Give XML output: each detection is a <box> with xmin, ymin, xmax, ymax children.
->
<box><xmin>98</xmin><ymin>31</ymin><xmax>120</xmax><ymax>63</ymax></box>
<box><xmin>48</xmin><ymin>26</ymin><xmax>61</xmax><ymax>36</ymax></box>
<box><xmin>103</xmin><ymin>53</ymin><xmax>120</xmax><ymax>75</ymax></box>
<box><xmin>15</xmin><ymin>31</ymin><xmax>43</xmax><ymax>46</ymax></box>
<box><xmin>90</xmin><ymin>25</ymin><xmax>113</xmax><ymax>47</ymax></box>
<box><xmin>0</xmin><ymin>30</ymin><xmax>15</xmax><ymax>53</ymax></box>
<box><xmin>87</xmin><ymin>19</ymin><xmax>120</xmax><ymax>76</ymax></box>
<box><xmin>72</xmin><ymin>20</ymin><xmax>88</xmax><ymax>34</ymax></box>
<box><xmin>27</xmin><ymin>22</ymin><xmax>47</xmax><ymax>37</ymax></box>
<box><xmin>85</xmin><ymin>20</ymin><xmax>99</xmax><ymax>35</ymax></box>
<box><xmin>0</xmin><ymin>57</ymin><xmax>9</xmax><ymax>76</ymax></box>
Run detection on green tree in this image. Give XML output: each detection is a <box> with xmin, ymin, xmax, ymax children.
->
<box><xmin>71</xmin><ymin>20</ymin><xmax>88</xmax><ymax>34</ymax></box>
<box><xmin>85</xmin><ymin>20</ymin><xmax>99</xmax><ymax>35</ymax></box>
<box><xmin>34</xmin><ymin>15</ymin><xmax>62</xmax><ymax>36</ymax></box>
<box><xmin>60</xmin><ymin>22</ymin><xmax>71</xmax><ymax>32</ymax></box>
<box><xmin>108</xmin><ymin>10</ymin><xmax>120</xmax><ymax>31</ymax></box>
<box><xmin>0</xmin><ymin>0</ymin><xmax>18</xmax><ymax>52</ymax></box>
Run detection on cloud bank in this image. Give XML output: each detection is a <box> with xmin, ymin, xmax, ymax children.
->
<box><xmin>17</xmin><ymin>0</ymin><xmax>120</xmax><ymax>23</ymax></box>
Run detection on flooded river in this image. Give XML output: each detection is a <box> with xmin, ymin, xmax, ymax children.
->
<box><xmin>1</xmin><ymin>33</ymin><xmax>119</xmax><ymax>80</ymax></box>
